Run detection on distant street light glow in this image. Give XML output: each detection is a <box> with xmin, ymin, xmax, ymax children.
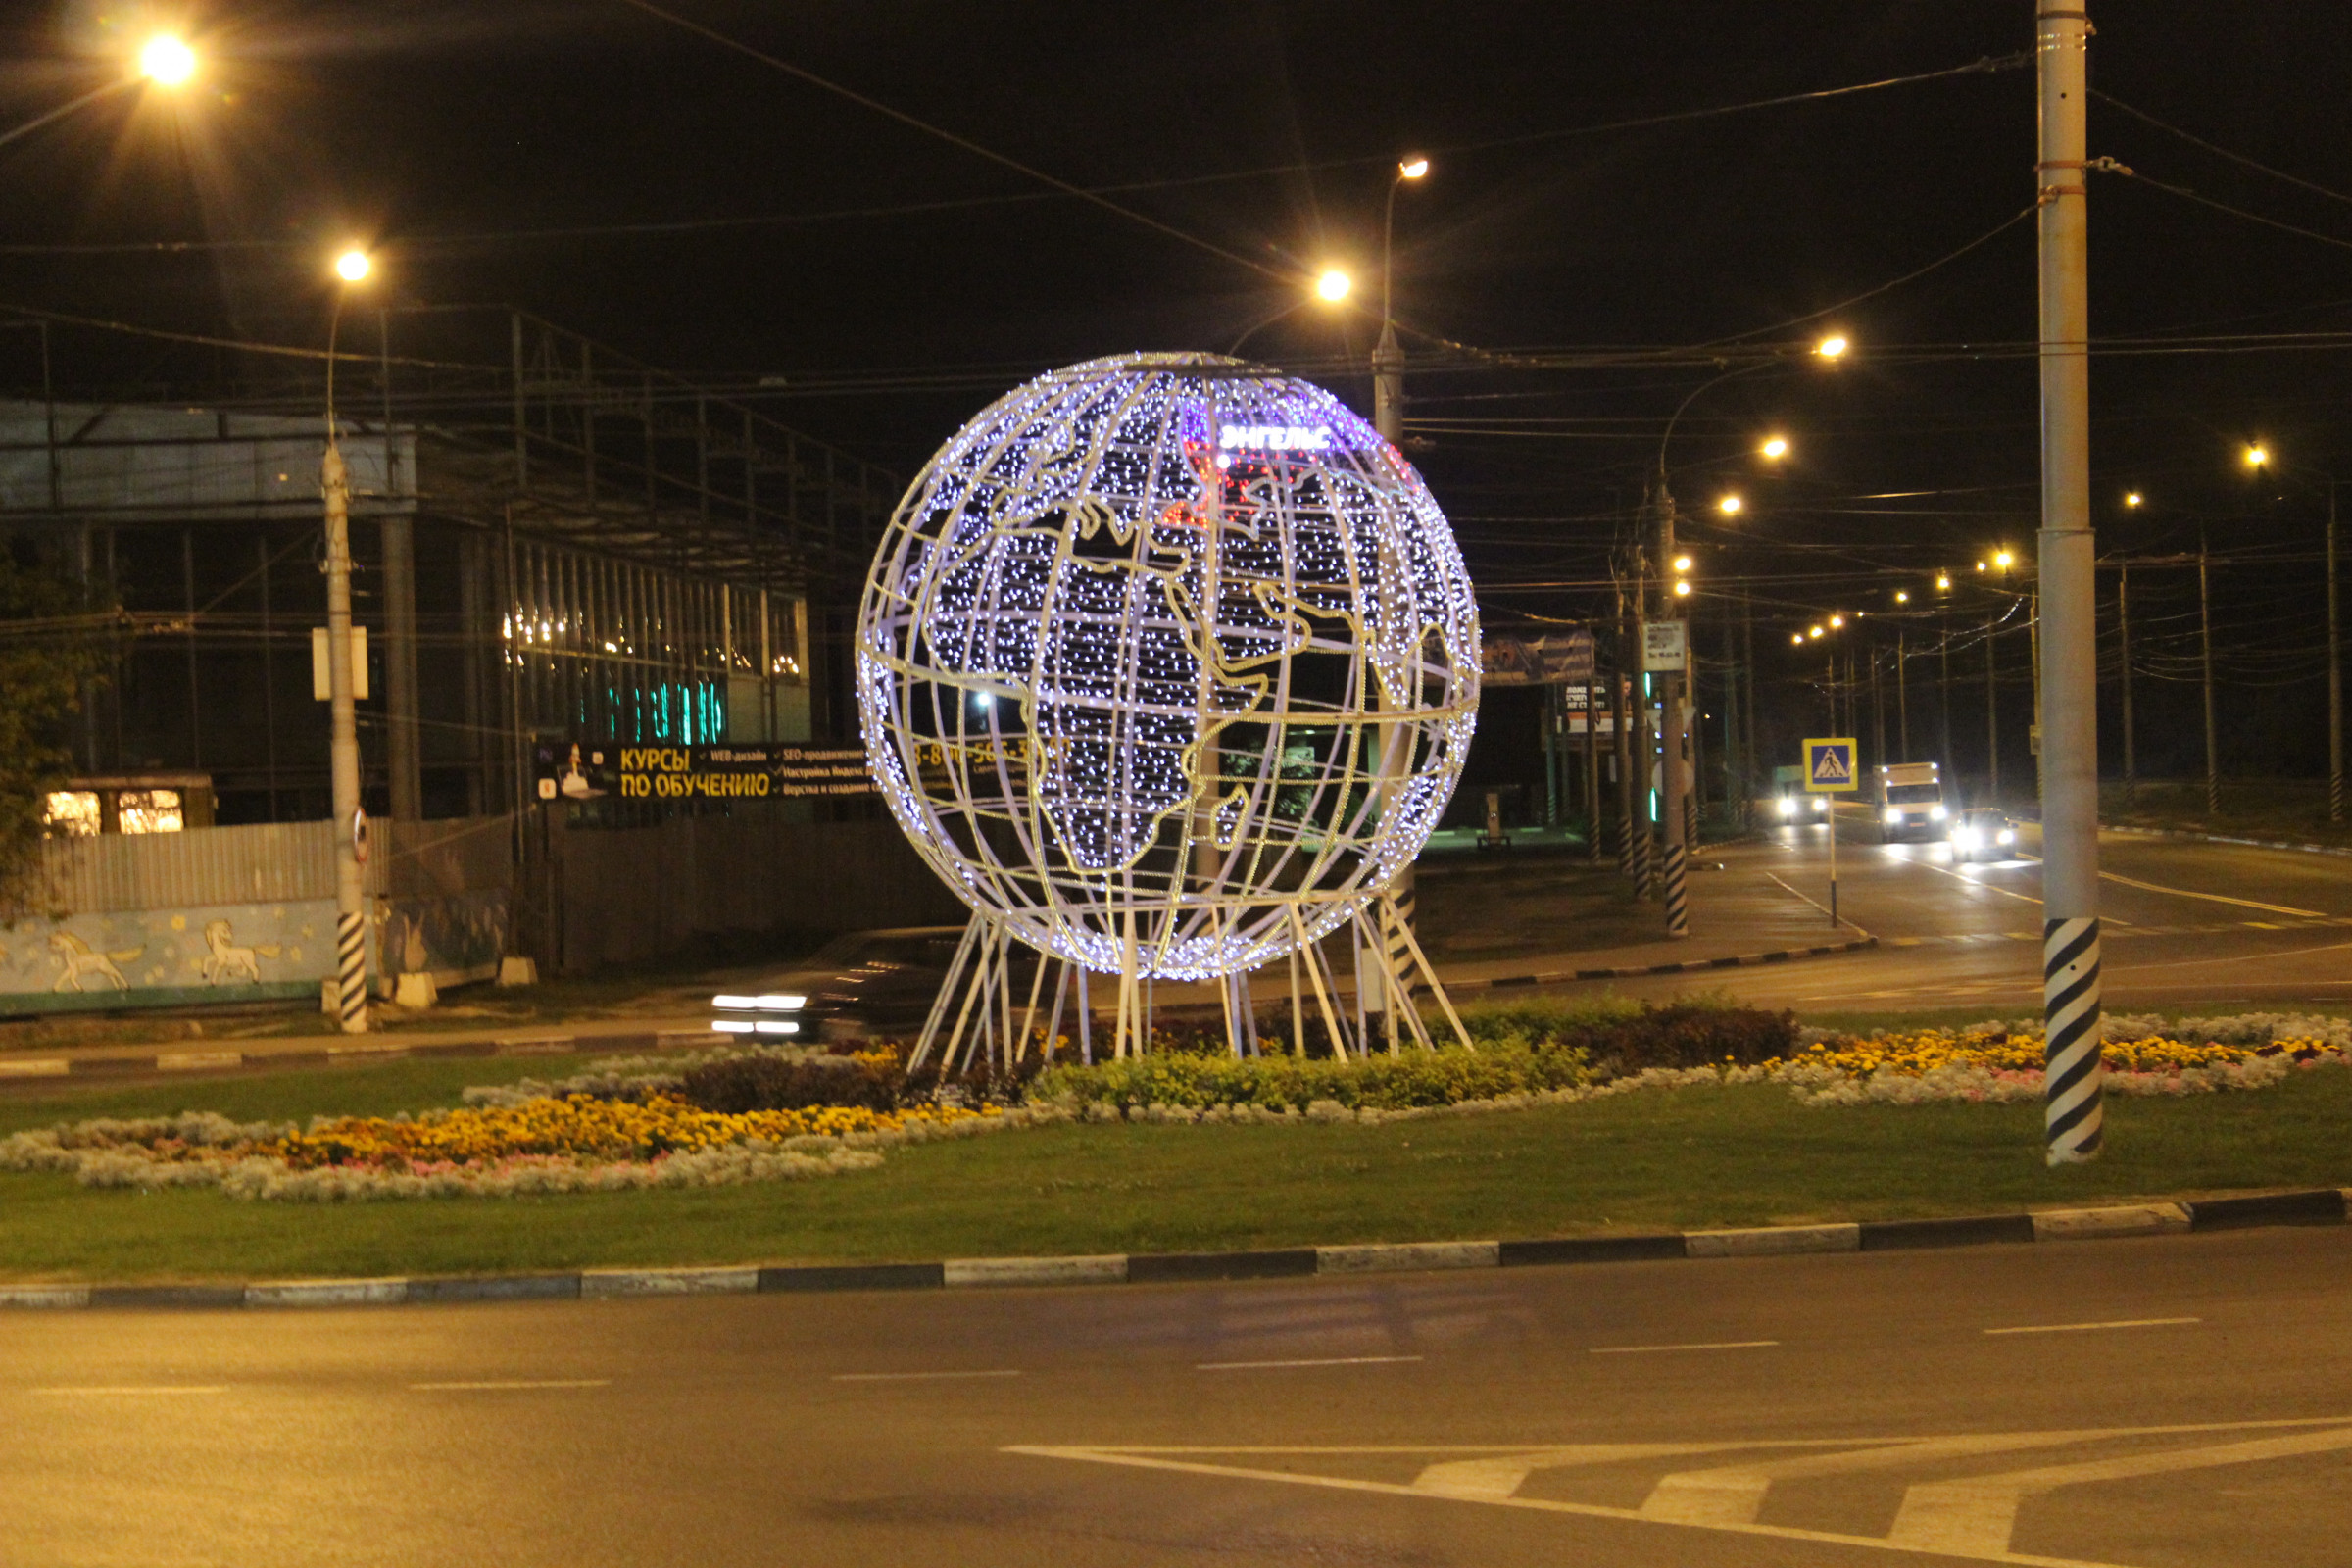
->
<box><xmin>1895</xmin><ymin>591</ymin><xmax>1910</xmax><ymax>604</ymax></box>
<box><xmin>2125</xmin><ymin>492</ymin><xmax>2144</xmax><ymax>508</ymax></box>
<box><xmin>1815</xmin><ymin>334</ymin><xmax>1850</xmax><ymax>360</ymax></box>
<box><xmin>335</xmin><ymin>249</ymin><xmax>371</xmax><ymax>282</ymax></box>
<box><xmin>1315</xmin><ymin>268</ymin><xmax>1351</xmax><ymax>302</ymax></box>
<box><xmin>1809</xmin><ymin>625</ymin><xmax>1825</xmax><ymax>639</ymax></box>
<box><xmin>2244</xmin><ymin>444</ymin><xmax>2270</xmax><ymax>468</ymax></box>
<box><xmin>1760</xmin><ymin>435</ymin><xmax>1789</xmax><ymax>460</ymax></box>
<box><xmin>139</xmin><ymin>35</ymin><xmax>197</xmax><ymax>86</ymax></box>
<box><xmin>1674</xmin><ymin>579</ymin><xmax>1691</xmax><ymax>597</ymax></box>
<box><xmin>1672</xmin><ymin>555</ymin><xmax>1693</xmax><ymax>572</ymax></box>
<box><xmin>1936</xmin><ymin>573</ymin><xmax>1952</xmax><ymax>590</ymax></box>
<box><xmin>1397</xmin><ymin>157</ymin><xmax>1430</xmax><ymax>180</ymax></box>
<box><xmin>1717</xmin><ymin>494</ymin><xmax>1743</xmax><ymax>515</ymax></box>
<box><xmin>1829</xmin><ymin>614</ymin><xmax>1844</xmax><ymax>629</ymax></box>
<box><xmin>1993</xmin><ymin>550</ymin><xmax>2015</xmax><ymax>569</ymax></box>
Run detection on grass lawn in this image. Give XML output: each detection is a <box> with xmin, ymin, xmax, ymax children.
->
<box><xmin>3</xmin><ymin>1052</ymin><xmax>2348</xmax><ymax>1282</ymax></box>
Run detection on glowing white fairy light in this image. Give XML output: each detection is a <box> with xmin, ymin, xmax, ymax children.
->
<box><xmin>856</xmin><ymin>352</ymin><xmax>1481</xmax><ymax>982</ymax></box>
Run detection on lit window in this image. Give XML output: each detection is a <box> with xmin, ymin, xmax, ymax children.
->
<box><xmin>44</xmin><ymin>791</ymin><xmax>101</xmax><ymax>837</ymax></box>
<box><xmin>116</xmin><ymin>790</ymin><xmax>184</xmax><ymax>834</ymax></box>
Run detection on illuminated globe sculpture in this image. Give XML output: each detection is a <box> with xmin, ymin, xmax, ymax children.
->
<box><xmin>856</xmin><ymin>353</ymin><xmax>1479</xmax><ymax>1054</ymax></box>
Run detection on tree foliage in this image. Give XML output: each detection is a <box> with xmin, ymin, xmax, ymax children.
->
<box><xmin>0</xmin><ymin>544</ymin><xmax>110</xmax><ymax>923</ymax></box>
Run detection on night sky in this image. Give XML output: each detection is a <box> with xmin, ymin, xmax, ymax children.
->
<box><xmin>7</xmin><ymin>1</ymin><xmax>2352</xmax><ymax>785</ymax></box>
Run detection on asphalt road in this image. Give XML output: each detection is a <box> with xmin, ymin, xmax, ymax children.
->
<box><xmin>1601</xmin><ymin>814</ymin><xmax>2352</xmax><ymax>1013</ymax></box>
<box><xmin>5</xmin><ymin>1226</ymin><xmax>2349</xmax><ymax>1567</ymax></box>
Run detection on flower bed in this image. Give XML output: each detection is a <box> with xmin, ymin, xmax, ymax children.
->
<box><xmin>0</xmin><ymin>1094</ymin><xmax>1016</xmax><ymax>1202</ymax></box>
<box><xmin>5</xmin><ymin>1013</ymin><xmax>2348</xmax><ymax>1201</ymax></box>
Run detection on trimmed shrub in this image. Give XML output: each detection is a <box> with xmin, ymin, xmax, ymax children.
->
<box><xmin>678</xmin><ymin>1052</ymin><xmax>905</xmax><ymax>1114</ymax></box>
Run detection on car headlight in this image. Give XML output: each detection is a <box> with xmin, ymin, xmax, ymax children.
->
<box><xmin>1778</xmin><ymin>797</ymin><xmax>1797</xmax><ymax>818</ymax></box>
<box><xmin>1952</xmin><ymin>828</ymin><xmax>1980</xmax><ymax>849</ymax></box>
<box><xmin>1930</xmin><ymin>805</ymin><xmax>1948</xmax><ymax>821</ymax></box>
<box><xmin>1813</xmin><ymin>797</ymin><xmax>1829</xmax><ymax>815</ymax></box>
<box><xmin>1996</xmin><ymin>828</ymin><xmax>2016</xmax><ymax>845</ymax></box>
<box><xmin>1884</xmin><ymin>807</ymin><xmax>1903</xmax><ymax>825</ymax></box>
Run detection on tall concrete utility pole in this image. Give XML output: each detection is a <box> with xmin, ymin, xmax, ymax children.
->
<box><xmin>1371</xmin><ymin>302</ymin><xmax>1415</xmax><ymax>1024</ymax></box>
<box><xmin>322</xmin><ymin>436</ymin><xmax>368</xmax><ymax>1034</ymax></box>
<box><xmin>2035</xmin><ymin>5</ymin><xmax>2103</xmax><ymax>1163</ymax></box>
<box><xmin>1654</xmin><ymin>488</ymin><xmax>1689</xmax><ymax>936</ymax></box>
<box><xmin>2330</xmin><ymin>484</ymin><xmax>2342</xmax><ymax>823</ymax></box>
<box><xmin>323</xmin><ymin>250</ymin><xmax>374</xmax><ymax>1035</ymax></box>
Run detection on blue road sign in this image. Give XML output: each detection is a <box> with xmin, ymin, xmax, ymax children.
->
<box><xmin>1803</xmin><ymin>737</ymin><xmax>1859</xmax><ymax>793</ymax></box>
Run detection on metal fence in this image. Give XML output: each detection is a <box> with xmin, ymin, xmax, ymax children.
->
<box><xmin>40</xmin><ymin>816</ymin><xmax>515</xmax><ymax>915</ymax></box>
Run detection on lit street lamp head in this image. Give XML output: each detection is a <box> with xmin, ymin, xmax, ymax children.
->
<box><xmin>1314</xmin><ymin>268</ymin><xmax>1351</xmax><ymax>302</ymax></box>
<box><xmin>1717</xmin><ymin>494</ymin><xmax>1742</xmax><ymax>515</ymax></box>
<box><xmin>139</xmin><ymin>34</ymin><xmax>197</xmax><ymax>87</ymax></box>
<box><xmin>1993</xmin><ymin>549</ymin><xmax>2014</xmax><ymax>569</ymax></box>
<box><xmin>335</xmin><ymin>249</ymin><xmax>372</xmax><ymax>283</ymax></box>
<box><xmin>1936</xmin><ymin>572</ymin><xmax>1952</xmax><ymax>590</ymax></box>
<box><xmin>1673</xmin><ymin>579</ymin><xmax>1691</xmax><ymax>597</ymax></box>
<box><xmin>2244</xmin><ymin>444</ymin><xmax>2270</xmax><ymax>469</ymax></box>
<box><xmin>1814</xmin><ymin>333</ymin><xmax>1850</xmax><ymax>361</ymax></box>
<box><xmin>1895</xmin><ymin>590</ymin><xmax>1910</xmax><ymax>604</ymax></box>
<box><xmin>1760</xmin><ymin>435</ymin><xmax>1789</xmax><ymax>460</ymax></box>
<box><xmin>2125</xmin><ymin>491</ymin><xmax>2144</xmax><ymax>508</ymax></box>
<box><xmin>1397</xmin><ymin>156</ymin><xmax>1429</xmax><ymax>180</ymax></box>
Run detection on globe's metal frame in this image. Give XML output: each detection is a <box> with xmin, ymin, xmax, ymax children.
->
<box><xmin>855</xmin><ymin>354</ymin><xmax>1480</xmax><ymax>1063</ymax></box>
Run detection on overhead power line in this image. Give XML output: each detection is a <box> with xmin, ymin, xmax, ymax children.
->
<box><xmin>2093</xmin><ymin>90</ymin><xmax>2352</xmax><ymax>211</ymax></box>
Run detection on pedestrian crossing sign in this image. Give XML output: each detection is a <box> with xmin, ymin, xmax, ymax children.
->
<box><xmin>1803</xmin><ymin>737</ymin><xmax>1858</xmax><ymax>792</ymax></box>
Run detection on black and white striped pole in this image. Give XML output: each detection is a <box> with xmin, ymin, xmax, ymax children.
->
<box><xmin>2035</xmin><ymin>6</ymin><xmax>2102</xmax><ymax>1162</ymax></box>
<box><xmin>323</xmin><ymin>251</ymin><xmax>374</xmax><ymax>1035</ymax></box>
<box><xmin>1655</xmin><ymin>493</ymin><xmax>1690</xmax><ymax>938</ymax></box>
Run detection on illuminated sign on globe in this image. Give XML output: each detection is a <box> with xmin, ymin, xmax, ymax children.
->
<box><xmin>855</xmin><ymin>353</ymin><xmax>1480</xmax><ymax>981</ymax></box>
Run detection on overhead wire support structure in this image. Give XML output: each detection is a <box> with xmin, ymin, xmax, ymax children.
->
<box><xmin>2034</xmin><ymin>6</ymin><xmax>2104</xmax><ymax>1166</ymax></box>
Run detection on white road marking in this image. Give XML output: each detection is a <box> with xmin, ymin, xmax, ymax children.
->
<box><xmin>1197</xmin><ymin>1355</ymin><xmax>1423</xmax><ymax>1370</ymax></box>
<box><xmin>830</xmin><ymin>1369</ymin><xmax>1022</xmax><ymax>1382</ymax></box>
<box><xmin>408</xmin><ymin>1379</ymin><xmax>611</xmax><ymax>1391</ymax></box>
<box><xmin>1014</xmin><ymin>1415</ymin><xmax>2352</xmax><ymax>1568</ymax></box>
<box><xmin>1982</xmin><ymin>1316</ymin><xmax>2200</xmax><ymax>1336</ymax></box>
<box><xmin>2092</xmin><ymin>866</ymin><xmax>2324</xmax><ymax>919</ymax></box>
<box><xmin>1914</xmin><ymin>857</ymin><xmax>2045</xmax><ymax>906</ymax></box>
<box><xmin>32</xmin><ymin>1386</ymin><xmax>226</xmax><ymax>1396</ymax></box>
<box><xmin>1590</xmin><ymin>1340</ymin><xmax>1779</xmax><ymax>1355</ymax></box>
<box><xmin>1887</xmin><ymin>1423</ymin><xmax>2352</xmax><ymax>1559</ymax></box>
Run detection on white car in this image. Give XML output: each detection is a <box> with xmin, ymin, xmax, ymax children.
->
<box><xmin>1775</xmin><ymin>793</ymin><xmax>1831</xmax><ymax>821</ymax></box>
<box><xmin>1948</xmin><ymin>808</ymin><xmax>2021</xmax><ymax>863</ymax></box>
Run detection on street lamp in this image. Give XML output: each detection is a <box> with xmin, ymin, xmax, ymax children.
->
<box><xmin>1314</xmin><ymin>268</ymin><xmax>1351</xmax><ymax>302</ymax></box>
<box><xmin>1717</xmin><ymin>494</ymin><xmax>1743</xmax><ymax>516</ymax></box>
<box><xmin>2124</xmin><ymin>491</ymin><xmax>2144</xmax><ymax>510</ymax></box>
<box><xmin>1815</xmin><ymin>333</ymin><xmax>1851</xmax><ymax>361</ymax></box>
<box><xmin>0</xmin><ymin>32</ymin><xmax>199</xmax><ymax>153</ymax></box>
<box><xmin>322</xmin><ymin>247</ymin><xmax>377</xmax><ymax>1034</ymax></box>
<box><xmin>1372</xmin><ymin>156</ymin><xmax>1429</xmax><ymax>449</ymax></box>
<box><xmin>2234</xmin><ymin>443</ymin><xmax>2341</xmax><ymax>822</ymax></box>
<box><xmin>1760</xmin><ymin>435</ymin><xmax>1790</xmax><ymax>461</ymax></box>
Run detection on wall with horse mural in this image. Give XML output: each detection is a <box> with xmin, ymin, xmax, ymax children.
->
<box><xmin>3</xmin><ymin>816</ymin><xmax>517</xmax><ymax>1016</ymax></box>
<box><xmin>0</xmin><ymin>901</ymin><xmax>331</xmax><ymax>1013</ymax></box>
<box><xmin>0</xmin><ymin>890</ymin><xmax>513</xmax><ymax>1015</ymax></box>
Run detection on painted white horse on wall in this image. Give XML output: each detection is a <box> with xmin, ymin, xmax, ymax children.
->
<box><xmin>200</xmin><ymin>919</ymin><xmax>280</xmax><ymax>985</ymax></box>
<box><xmin>48</xmin><ymin>932</ymin><xmax>139</xmax><ymax>992</ymax></box>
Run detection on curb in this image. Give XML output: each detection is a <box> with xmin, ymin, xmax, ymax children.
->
<box><xmin>7</xmin><ymin>1188</ymin><xmax>2342</xmax><ymax>1313</ymax></box>
<box><xmin>2107</xmin><ymin>824</ymin><xmax>2352</xmax><ymax>860</ymax></box>
<box><xmin>0</xmin><ymin>1028</ymin><xmax>715</xmax><ymax>1083</ymax></box>
<box><xmin>1451</xmin><ymin>932</ymin><xmax>1878</xmax><ymax>992</ymax></box>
